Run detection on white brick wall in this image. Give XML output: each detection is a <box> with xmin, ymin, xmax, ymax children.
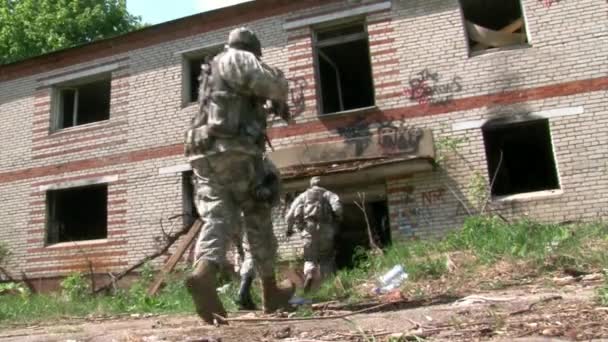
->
<box><xmin>0</xmin><ymin>0</ymin><xmax>607</xmax><ymax>278</ymax></box>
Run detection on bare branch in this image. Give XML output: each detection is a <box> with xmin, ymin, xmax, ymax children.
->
<box><xmin>94</xmin><ymin>218</ymin><xmax>194</xmax><ymax>294</ymax></box>
<box><xmin>354</xmin><ymin>192</ymin><xmax>383</xmax><ymax>253</ymax></box>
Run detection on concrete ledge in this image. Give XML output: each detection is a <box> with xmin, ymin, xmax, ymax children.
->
<box><xmin>492</xmin><ymin>189</ymin><xmax>564</xmax><ymax>203</ymax></box>
<box><xmin>38</xmin><ymin>175</ymin><xmax>119</xmax><ymax>192</ymax></box>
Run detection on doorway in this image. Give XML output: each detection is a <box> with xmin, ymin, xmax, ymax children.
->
<box><xmin>334</xmin><ymin>200</ymin><xmax>390</xmax><ymax>269</ymax></box>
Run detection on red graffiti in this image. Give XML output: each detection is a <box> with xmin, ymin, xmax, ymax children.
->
<box><xmin>421</xmin><ymin>188</ymin><xmax>446</xmax><ymax>206</ymax></box>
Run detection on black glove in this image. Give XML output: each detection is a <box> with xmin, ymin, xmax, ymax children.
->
<box><xmin>254</xmin><ymin>187</ymin><xmax>272</xmax><ymax>202</ymax></box>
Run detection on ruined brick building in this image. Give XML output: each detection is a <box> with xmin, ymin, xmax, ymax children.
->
<box><xmin>1</xmin><ymin>0</ymin><xmax>606</xmax><ymax>287</ymax></box>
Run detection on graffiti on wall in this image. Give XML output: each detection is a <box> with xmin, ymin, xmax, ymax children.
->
<box><xmin>403</xmin><ymin>68</ymin><xmax>462</xmax><ymax>106</ymax></box>
<box><xmin>539</xmin><ymin>0</ymin><xmax>560</xmax><ymax>8</ymax></box>
<box><xmin>336</xmin><ymin>115</ymin><xmax>372</xmax><ymax>156</ymax></box>
<box><xmin>421</xmin><ymin>188</ymin><xmax>446</xmax><ymax>207</ymax></box>
<box><xmin>377</xmin><ymin>121</ymin><xmax>424</xmax><ymax>154</ymax></box>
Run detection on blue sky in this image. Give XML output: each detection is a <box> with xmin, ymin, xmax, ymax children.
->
<box><xmin>127</xmin><ymin>0</ymin><xmax>252</xmax><ymax>25</ymax></box>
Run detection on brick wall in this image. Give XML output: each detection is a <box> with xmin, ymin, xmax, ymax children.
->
<box><xmin>0</xmin><ymin>0</ymin><xmax>607</xmax><ymax>279</ymax></box>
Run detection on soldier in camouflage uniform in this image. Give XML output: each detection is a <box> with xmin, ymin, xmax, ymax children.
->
<box><xmin>285</xmin><ymin>176</ymin><xmax>342</xmax><ymax>293</ymax></box>
<box><xmin>184</xmin><ymin>27</ymin><xmax>293</xmax><ymax>324</ymax></box>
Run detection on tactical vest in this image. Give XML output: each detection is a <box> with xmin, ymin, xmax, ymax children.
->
<box><xmin>185</xmin><ymin>51</ymin><xmax>266</xmax><ymax>157</ymax></box>
<box><xmin>302</xmin><ymin>187</ymin><xmax>332</xmax><ymax>223</ymax></box>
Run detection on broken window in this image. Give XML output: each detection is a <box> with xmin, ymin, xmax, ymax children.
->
<box><xmin>182</xmin><ymin>46</ymin><xmax>223</xmax><ymax>104</ymax></box>
<box><xmin>314</xmin><ymin>22</ymin><xmax>375</xmax><ymax>115</ymax></box>
<box><xmin>482</xmin><ymin>118</ymin><xmax>560</xmax><ymax>197</ymax></box>
<box><xmin>459</xmin><ymin>0</ymin><xmax>529</xmax><ymax>52</ymax></box>
<box><xmin>46</xmin><ymin>184</ymin><xmax>108</xmax><ymax>245</ymax></box>
<box><xmin>55</xmin><ymin>78</ymin><xmax>111</xmax><ymax>129</ymax></box>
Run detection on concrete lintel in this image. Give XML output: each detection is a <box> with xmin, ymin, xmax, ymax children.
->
<box><xmin>39</xmin><ymin>175</ymin><xmax>119</xmax><ymax>192</ymax></box>
<box><xmin>158</xmin><ymin>163</ymin><xmax>192</xmax><ymax>175</ymax></box>
<box><xmin>40</xmin><ymin>63</ymin><xmax>120</xmax><ymax>87</ymax></box>
<box><xmin>451</xmin><ymin>106</ymin><xmax>585</xmax><ymax>131</ymax></box>
<box><xmin>283</xmin><ymin>1</ymin><xmax>392</xmax><ymax>30</ymax></box>
<box><xmin>281</xmin><ymin>159</ymin><xmax>432</xmax><ymax>192</ymax></box>
<box><xmin>174</xmin><ymin>42</ymin><xmax>224</xmax><ymax>56</ymax></box>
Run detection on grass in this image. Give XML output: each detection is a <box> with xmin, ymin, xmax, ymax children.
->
<box><xmin>1</xmin><ymin>216</ymin><xmax>607</xmax><ymax>324</ymax></box>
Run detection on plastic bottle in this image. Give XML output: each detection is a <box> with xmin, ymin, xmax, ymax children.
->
<box><xmin>374</xmin><ymin>265</ymin><xmax>408</xmax><ymax>294</ymax></box>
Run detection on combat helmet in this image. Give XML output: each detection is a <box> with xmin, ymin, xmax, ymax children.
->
<box><xmin>228</xmin><ymin>27</ymin><xmax>262</xmax><ymax>57</ymax></box>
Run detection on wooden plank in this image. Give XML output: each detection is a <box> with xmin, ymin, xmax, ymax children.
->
<box><xmin>147</xmin><ymin>219</ymin><xmax>203</xmax><ymax>296</ymax></box>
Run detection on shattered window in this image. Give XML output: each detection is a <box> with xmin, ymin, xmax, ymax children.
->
<box><xmin>460</xmin><ymin>0</ymin><xmax>529</xmax><ymax>53</ymax></box>
<box><xmin>182</xmin><ymin>46</ymin><xmax>223</xmax><ymax>104</ymax></box>
<box><xmin>46</xmin><ymin>184</ymin><xmax>108</xmax><ymax>245</ymax></box>
<box><xmin>55</xmin><ymin>78</ymin><xmax>111</xmax><ymax>130</ymax></box>
<box><xmin>482</xmin><ymin>118</ymin><xmax>560</xmax><ymax>197</ymax></box>
<box><xmin>314</xmin><ymin>22</ymin><xmax>375</xmax><ymax>115</ymax></box>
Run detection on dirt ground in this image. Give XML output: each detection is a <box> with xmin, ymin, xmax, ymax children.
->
<box><xmin>1</xmin><ymin>280</ymin><xmax>607</xmax><ymax>342</ymax></box>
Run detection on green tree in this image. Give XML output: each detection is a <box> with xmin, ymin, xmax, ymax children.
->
<box><xmin>0</xmin><ymin>0</ymin><xmax>142</xmax><ymax>64</ymax></box>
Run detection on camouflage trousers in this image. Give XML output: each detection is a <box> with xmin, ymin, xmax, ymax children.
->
<box><xmin>191</xmin><ymin>152</ymin><xmax>276</xmax><ymax>278</ymax></box>
<box><xmin>301</xmin><ymin>222</ymin><xmax>337</xmax><ymax>278</ymax></box>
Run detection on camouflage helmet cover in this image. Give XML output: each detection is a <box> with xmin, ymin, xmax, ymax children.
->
<box><xmin>228</xmin><ymin>27</ymin><xmax>262</xmax><ymax>57</ymax></box>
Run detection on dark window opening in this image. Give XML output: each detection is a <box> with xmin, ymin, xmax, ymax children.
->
<box><xmin>185</xmin><ymin>48</ymin><xmax>222</xmax><ymax>104</ymax></box>
<box><xmin>182</xmin><ymin>171</ymin><xmax>200</xmax><ymax>228</ymax></box>
<box><xmin>58</xmin><ymin>78</ymin><xmax>111</xmax><ymax>129</ymax></box>
<box><xmin>482</xmin><ymin>118</ymin><xmax>559</xmax><ymax>197</ymax></box>
<box><xmin>460</xmin><ymin>0</ymin><xmax>528</xmax><ymax>52</ymax></box>
<box><xmin>335</xmin><ymin>200</ymin><xmax>390</xmax><ymax>270</ymax></box>
<box><xmin>46</xmin><ymin>184</ymin><xmax>108</xmax><ymax>245</ymax></box>
<box><xmin>315</xmin><ymin>23</ymin><xmax>374</xmax><ymax>115</ymax></box>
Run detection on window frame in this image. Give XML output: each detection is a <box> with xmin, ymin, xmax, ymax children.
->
<box><xmin>312</xmin><ymin>19</ymin><xmax>376</xmax><ymax>116</ymax></box>
<box><xmin>482</xmin><ymin>117</ymin><xmax>561</xmax><ymax>199</ymax></box>
<box><xmin>458</xmin><ymin>0</ymin><xmax>531</xmax><ymax>56</ymax></box>
<box><xmin>51</xmin><ymin>74</ymin><xmax>112</xmax><ymax>132</ymax></box>
<box><xmin>180</xmin><ymin>44</ymin><xmax>224</xmax><ymax>107</ymax></box>
<box><xmin>45</xmin><ymin>183</ymin><xmax>109</xmax><ymax>246</ymax></box>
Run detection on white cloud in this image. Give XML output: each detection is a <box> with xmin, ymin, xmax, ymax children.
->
<box><xmin>194</xmin><ymin>0</ymin><xmax>252</xmax><ymax>13</ymax></box>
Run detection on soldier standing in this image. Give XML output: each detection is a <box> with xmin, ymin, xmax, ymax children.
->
<box><xmin>185</xmin><ymin>27</ymin><xmax>293</xmax><ymax>324</ymax></box>
<box><xmin>285</xmin><ymin>176</ymin><xmax>343</xmax><ymax>292</ymax></box>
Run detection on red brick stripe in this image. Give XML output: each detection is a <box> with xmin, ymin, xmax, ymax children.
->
<box><xmin>375</xmin><ymin>80</ymin><xmax>401</xmax><ymax>89</ymax></box>
<box><xmin>27</xmin><ymin>239</ymin><xmax>128</xmax><ymax>254</ymax></box>
<box><xmin>369</xmin><ymin>38</ymin><xmax>395</xmax><ymax>46</ymax></box>
<box><xmin>26</xmin><ymin>250</ymin><xmax>128</xmax><ymax>263</ymax></box>
<box><xmin>288</xmin><ymin>43</ymin><xmax>312</xmax><ymax>52</ymax></box>
<box><xmin>373</xmin><ymin>69</ymin><xmax>400</xmax><ymax>78</ymax></box>
<box><xmin>32</xmin><ymin>170</ymin><xmax>126</xmax><ymax>187</ymax></box>
<box><xmin>287</xmin><ymin>33</ymin><xmax>311</xmax><ymax>42</ymax></box>
<box><xmin>368</xmin><ymin>27</ymin><xmax>394</xmax><ymax>35</ymax></box>
<box><xmin>32</xmin><ymin>131</ymin><xmax>127</xmax><ymax>151</ymax></box>
<box><xmin>32</xmin><ymin>139</ymin><xmax>128</xmax><ymax>159</ymax></box>
<box><xmin>370</xmin><ymin>48</ymin><xmax>397</xmax><ymax>57</ymax></box>
<box><xmin>373</xmin><ymin>58</ymin><xmax>399</xmax><ymax>66</ymax></box>
<box><xmin>288</xmin><ymin>54</ymin><xmax>313</xmax><ymax>62</ymax></box>
<box><xmin>367</xmin><ymin>17</ymin><xmax>392</xmax><ymax>26</ymax></box>
<box><xmin>32</xmin><ymin>120</ymin><xmax>127</xmax><ymax>142</ymax></box>
<box><xmin>25</xmin><ymin>261</ymin><xmax>128</xmax><ymax>273</ymax></box>
<box><xmin>289</xmin><ymin>64</ymin><xmax>314</xmax><ymax>72</ymax></box>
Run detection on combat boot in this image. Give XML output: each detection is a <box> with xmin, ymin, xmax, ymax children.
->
<box><xmin>185</xmin><ymin>260</ymin><xmax>227</xmax><ymax>324</ymax></box>
<box><xmin>235</xmin><ymin>274</ymin><xmax>257</xmax><ymax>310</ymax></box>
<box><xmin>261</xmin><ymin>276</ymin><xmax>295</xmax><ymax>313</ymax></box>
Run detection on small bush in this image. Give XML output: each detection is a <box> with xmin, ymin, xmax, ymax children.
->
<box><xmin>60</xmin><ymin>272</ymin><xmax>90</xmax><ymax>301</ymax></box>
